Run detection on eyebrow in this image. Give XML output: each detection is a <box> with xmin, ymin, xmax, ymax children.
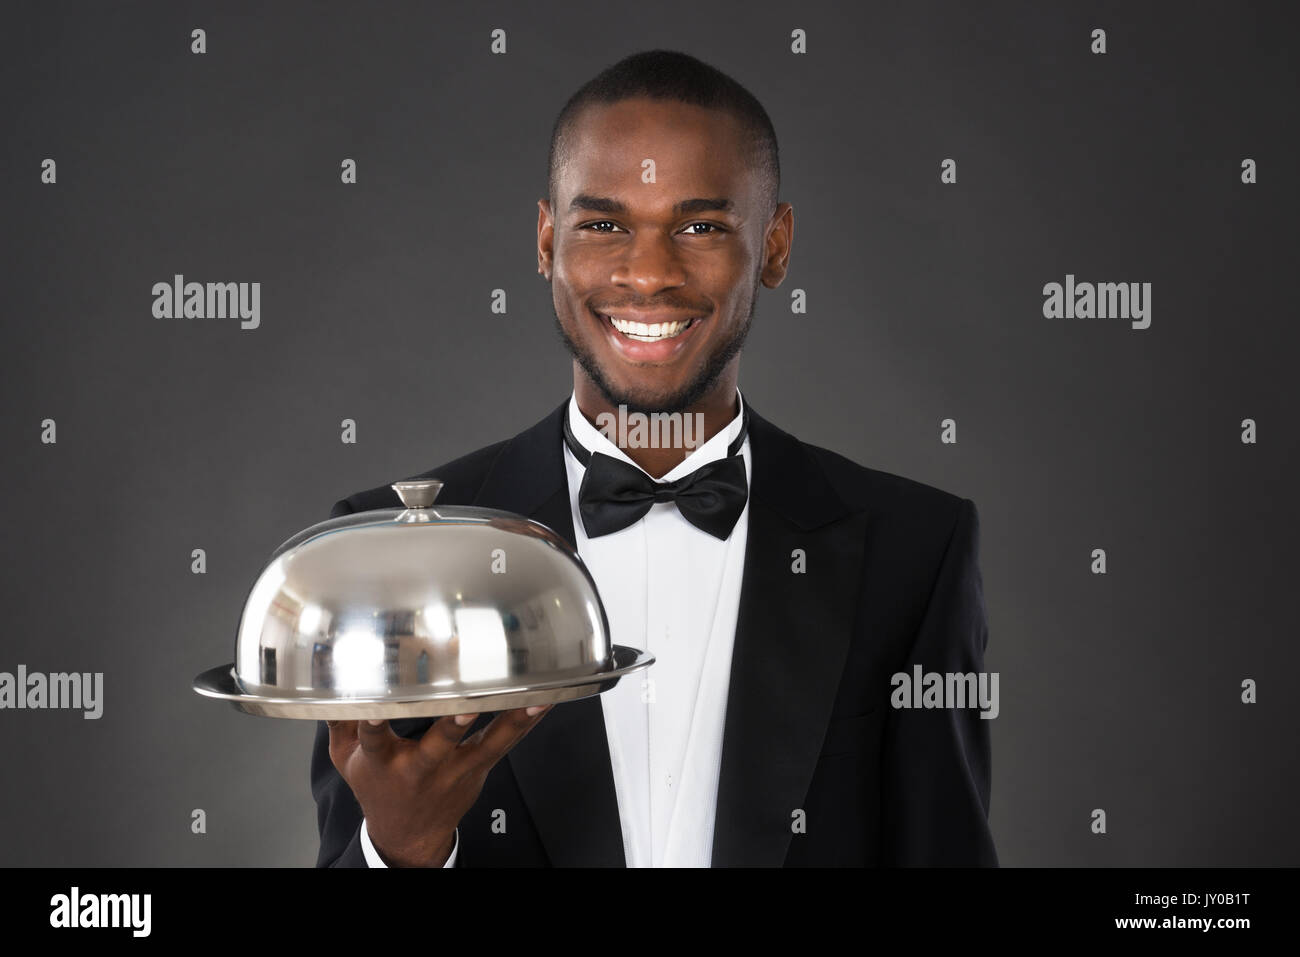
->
<box><xmin>568</xmin><ymin>194</ymin><xmax>735</xmax><ymax>217</ymax></box>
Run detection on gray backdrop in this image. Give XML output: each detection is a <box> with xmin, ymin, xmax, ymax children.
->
<box><xmin>2</xmin><ymin>0</ymin><xmax>1295</xmax><ymax>866</ymax></box>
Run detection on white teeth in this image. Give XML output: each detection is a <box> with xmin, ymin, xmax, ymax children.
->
<box><xmin>605</xmin><ymin>315</ymin><xmax>695</xmax><ymax>341</ymax></box>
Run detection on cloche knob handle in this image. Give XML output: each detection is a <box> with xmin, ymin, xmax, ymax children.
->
<box><xmin>391</xmin><ymin>478</ymin><xmax>444</xmax><ymax>509</ymax></box>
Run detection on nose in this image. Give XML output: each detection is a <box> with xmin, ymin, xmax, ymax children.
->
<box><xmin>610</xmin><ymin>231</ymin><xmax>688</xmax><ymax>295</ymax></box>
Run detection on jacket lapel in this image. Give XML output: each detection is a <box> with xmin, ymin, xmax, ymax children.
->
<box><xmin>709</xmin><ymin>405</ymin><xmax>870</xmax><ymax>866</ymax></box>
<box><xmin>468</xmin><ymin>397</ymin><xmax>869</xmax><ymax>868</ymax></box>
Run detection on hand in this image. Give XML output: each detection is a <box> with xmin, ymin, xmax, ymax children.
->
<box><xmin>326</xmin><ymin>705</ymin><xmax>552</xmax><ymax>867</ymax></box>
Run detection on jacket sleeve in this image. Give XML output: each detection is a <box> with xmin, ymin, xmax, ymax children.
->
<box><xmin>879</xmin><ymin>497</ymin><xmax>999</xmax><ymax>866</ymax></box>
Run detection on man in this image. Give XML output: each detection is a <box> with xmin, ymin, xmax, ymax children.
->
<box><xmin>311</xmin><ymin>49</ymin><xmax>997</xmax><ymax>867</ymax></box>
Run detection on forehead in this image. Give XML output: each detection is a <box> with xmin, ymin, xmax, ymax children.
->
<box><xmin>556</xmin><ymin>97</ymin><xmax>758</xmax><ymax>209</ymax></box>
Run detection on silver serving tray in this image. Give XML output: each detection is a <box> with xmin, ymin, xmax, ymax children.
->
<box><xmin>193</xmin><ymin>644</ymin><xmax>653</xmax><ymax>720</ymax></box>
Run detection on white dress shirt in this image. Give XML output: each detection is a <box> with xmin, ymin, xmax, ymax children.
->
<box><xmin>361</xmin><ymin>388</ymin><xmax>751</xmax><ymax>867</ymax></box>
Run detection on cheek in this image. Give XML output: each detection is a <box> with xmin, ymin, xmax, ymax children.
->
<box><xmin>553</xmin><ymin>250</ymin><xmax>605</xmax><ymax>287</ymax></box>
<box><xmin>550</xmin><ymin>283</ymin><xmax>585</xmax><ymax>326</ymax></box>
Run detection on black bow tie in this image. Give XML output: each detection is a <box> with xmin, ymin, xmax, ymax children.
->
<box><xmin>563</xmin><ymin>404</ymin><xmax>750</xmax><ymax>540</ymax></box>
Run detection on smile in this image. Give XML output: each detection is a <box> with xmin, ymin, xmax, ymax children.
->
<box><xmin>590</xmin><ymin>305</ymin><xmax>707</xmax><ymax>362</ymax></box>
<box><xmin>600</xmin><ymin>313</ymin><xmax>700</xmax><ymax>341</ymax></box>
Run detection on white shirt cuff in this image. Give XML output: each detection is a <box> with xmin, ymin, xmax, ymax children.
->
<box><xmin>360</xmin><ymin>818</ymin><xmax>458</xmax><ymax>867</ymax></box>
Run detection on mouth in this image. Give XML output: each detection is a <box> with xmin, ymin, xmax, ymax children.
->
<box><xmin>591</xmin><ymin>306</ymin><xmax>705</xmax><ymax>361</ymax></box>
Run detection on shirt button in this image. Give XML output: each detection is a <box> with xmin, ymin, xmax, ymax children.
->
<box><xmin>666</xmin><ymin>773</ymin><xmax>672</xmax><ymax>788</ymax></box>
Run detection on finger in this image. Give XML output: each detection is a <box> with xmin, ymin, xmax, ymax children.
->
<box><xmin>458</xmin><ymin>705</ymin><xmax>551</xmax><ymax>772</ymax></box>
<box><xmin>416</xmin><ymin>712</ymin><xmax>482</xmax><ymax>766</ymax></box>
<box><xmin>357</xmin><ymin>718</ymin><xmax>400</xmax><ymax>756</ymax></box>
<box><xmin>325</xmin><ymin>720</ymin><xmax>359</xmax><ymax>767</ymax></box>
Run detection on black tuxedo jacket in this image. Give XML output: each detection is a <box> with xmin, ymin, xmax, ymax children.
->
<box><xmin>311</xmin><ymin>398</ymin><xmax>997</xmax><ymax>867</ymax></box>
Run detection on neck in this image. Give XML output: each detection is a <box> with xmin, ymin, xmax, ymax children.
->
<box><xmin>573</xmin><ymin>375</ymin><xmax>740</xmax><ymax>479</ymax></box>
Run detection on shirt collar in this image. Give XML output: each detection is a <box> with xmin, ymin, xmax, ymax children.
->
<box><xmin>565</xmin><ymin>389</ymin><xmax>747</xmax><ymax>482</ymax></box>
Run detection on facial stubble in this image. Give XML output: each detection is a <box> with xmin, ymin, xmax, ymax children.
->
<box><xmin>549</xmin><ymin>266</ymin><xmax>761</xmax><ymax>416</ymax></box>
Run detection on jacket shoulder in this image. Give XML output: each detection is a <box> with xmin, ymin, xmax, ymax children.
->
<box><xmin>801</xmin><ymin>439</ymin><xmax>972</xmax><ymax>539</ymax></box>
<box><xmin>798</xmin><ymin>439</ymin><xmax>982</xmax><ymax>630</ymax></box>
<box><xmin>328</xmin><ymin>437</ymin><xmax>511</xmax><ymax>517</ymax></box>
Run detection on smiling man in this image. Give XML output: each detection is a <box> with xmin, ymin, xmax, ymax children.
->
<box><xmin>312</xmin><ymin>49</ymin><xmax>998</xmax><ymax>868</ymax></box>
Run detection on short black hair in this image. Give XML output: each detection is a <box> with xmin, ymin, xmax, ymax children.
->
<box><xmin>547</xmin><ymin>49</ymin><xmax>780</xmax><ymax>220</ymax></box>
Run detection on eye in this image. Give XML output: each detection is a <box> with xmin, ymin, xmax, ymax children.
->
<box><xmin>577</xmin><ymin>221</ymin><xmax>726</xmax><ymax>235</ymax></box>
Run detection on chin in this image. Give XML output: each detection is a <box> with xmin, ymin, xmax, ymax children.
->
<box><xmin>598</xmin><ymin>378</ymin><xmax>696</xmax><ymax>415</ymax></box>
